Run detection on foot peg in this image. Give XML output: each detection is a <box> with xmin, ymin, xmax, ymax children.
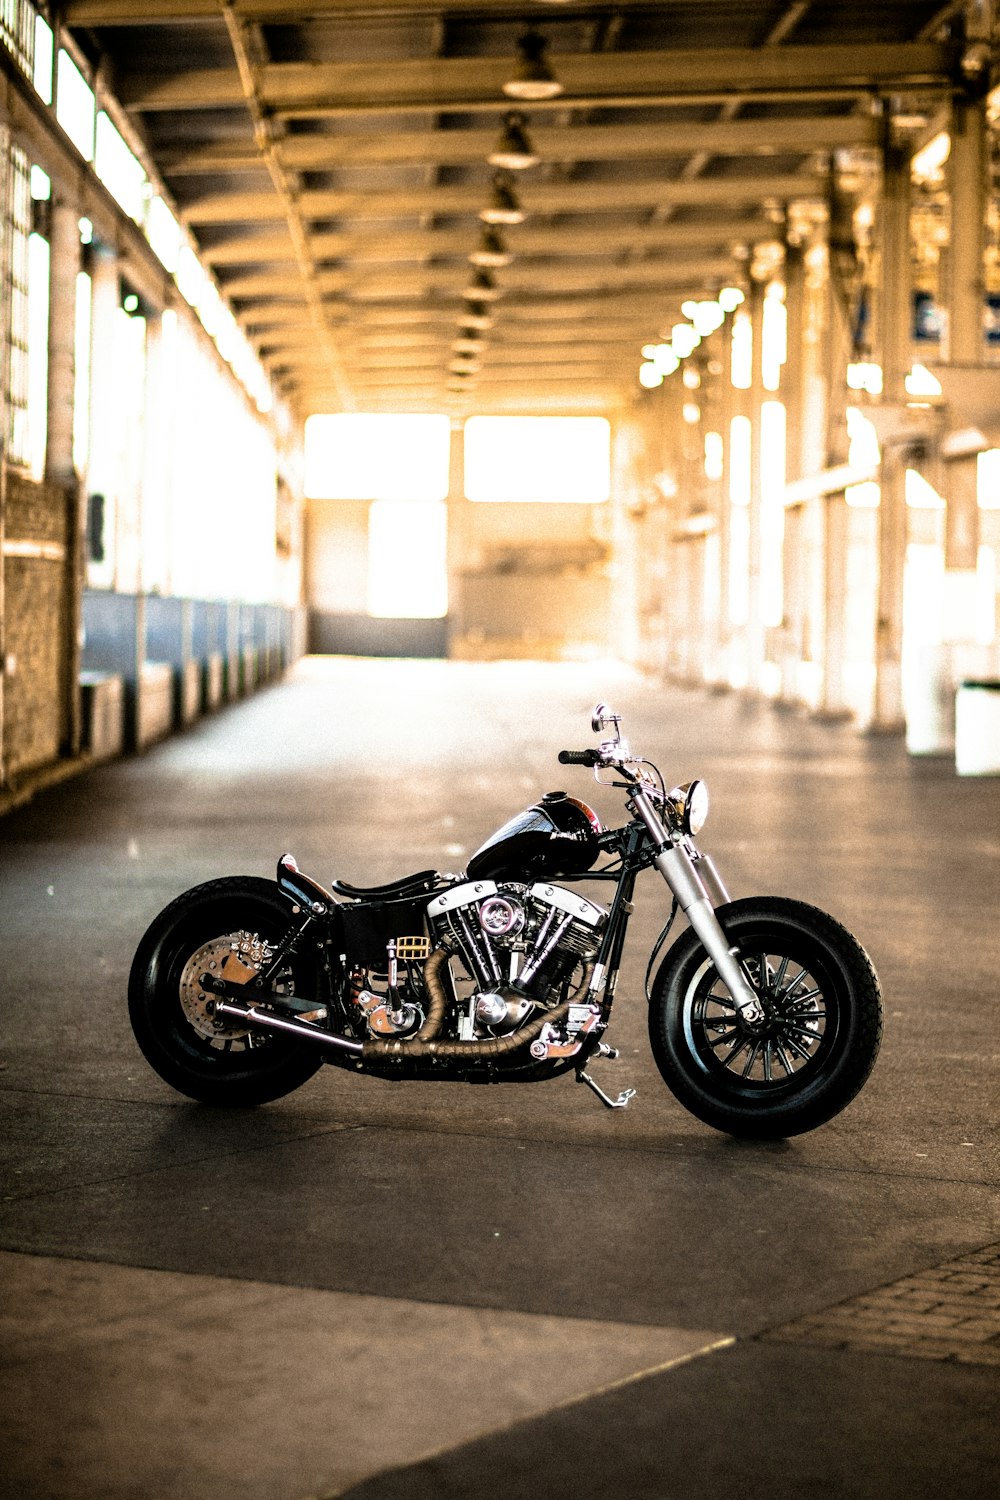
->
<box><xmin>576</xmin><ymin>1068</ymin><xmax>637</xmax><ymax>1110</ymax></box>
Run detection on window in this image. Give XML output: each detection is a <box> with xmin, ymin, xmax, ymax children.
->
<box><xmin>463</xmin><ymin>416</ymin><xmax>610</xmax><ymax>503</ymax></box>
<box><xmin>3</xmin><ymin>147</ymin><xmax>49</xmax><ymax>477</ymax></box>
<box><xmin>95</xmin><ymin>112</ymin><xmax>146</xmax><ymax>223</ymax></box>
<box><xmin>33</xmin><ymin>11</ymin><xmax>52</xmax><ymax>103</ymax></box>
<box><xmin>1</xmin><ymin>0</ymin><xmax>35</xmax><ymax>79</ymax></box>
<box><xmin>146</xmin><ymin>196</ymin><xmax>181</xmax><ymax>273</ymax></box>
<box><xmin>304</xmin><ymin>413</ymin><xmax>450</xmax><ymax>500</ymax></box>
<box><xmin>367</xmin><ymin>501</ymin><xmax>448</xmax><ymax>618</ymax></box>
<box><xmin>56</xmin><ymin>49</ymin><xmax>96</xmax><ymax>161</ymax></box>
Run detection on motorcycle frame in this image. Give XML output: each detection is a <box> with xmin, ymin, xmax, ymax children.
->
<box><xmin>550</xmin><ymin>786</ymin><xmax>759</xmax><ymax>1033</ymax></box>
<box><xmin>206</xmin><ymin>773</ymin><xmax>764</xmax><ymax>1073</ymax></box>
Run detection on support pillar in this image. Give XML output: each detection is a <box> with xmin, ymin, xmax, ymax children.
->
<box><xmin>46</xmin><ymin>195</ymin><xmax>85</xmax><ymax>755</ymax></box>
<box><xmin>713</xmin><ymin>316</ymin><xmax>737</xmax><ymax>685</ymax></box>
<box><xmin>445</xmin><ymin>416</ymin><xmax>464</xmax><ymax>655</ymax></box>
<box><xmin>0</xmin><ymin>118</ymin><xmax>10</xmax><ymax>786</ymax></box>
<box><xmin>86</xmin><ymin>244</ymin><xmax>121</xmax><ymax>589</ymax></box>
<box><xmin>872</xmin><ymin>143</ymin><xmax>911</xmax><ymax>732</ymax></box>
<box><xmin>746</xmin><ymin>275</ymin><xmax>767</xmax><ymax>692</ymax></box>
<box><xmin>779</xmin><ymin>244</ymin><xmax>807</xmax><ymax>702</ymax></box>
<box><xmin>941</xmin><ymin>89</ymin><xmax>988</xmax><ymax>633</ymax></box>
<box><xmin>945</xmin><ymin>94</ymin><xmax>987</xmax><ymax>367</ymax></box>
<box><xmin>45</xmin><ymin>197</ymin><xmax>80</xmax><ymax>484</ymax></box>
<box><xmin>140</xmin><ymin>312</ymin><xmax>170</xmax><ymax>596</ymax></box>
<box><xmin>820</xmin><ymin>491</ymin><xmax>850</xmax><ymax>717</ymax></box>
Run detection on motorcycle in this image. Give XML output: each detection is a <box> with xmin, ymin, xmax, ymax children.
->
<box><xmin>128</xmin><ymin>703</ymin><xmax>883</xmax><ymax>1138</ymax></box>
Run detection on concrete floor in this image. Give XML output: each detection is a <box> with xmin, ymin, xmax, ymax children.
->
<box><xmin>1</xmin><ymin>657</ymin><xmax>998</xmax><ymax>1499</ymax></box>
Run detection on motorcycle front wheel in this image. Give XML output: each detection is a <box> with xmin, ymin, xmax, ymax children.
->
<box><xmin>128</xmin><ymin>876</ymin><xmax>325</xmax><ymax>1106</ymax></box>
<box><xmin>649</xmin><ymin>896</ymin><xmax>883</xmax><ymax>1139</ymax></box>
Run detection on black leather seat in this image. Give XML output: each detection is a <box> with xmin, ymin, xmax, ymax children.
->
<box><xmin>330</xmin><ymin>869</ymin><xmax>441</xmax><ymax>901</ymax></box>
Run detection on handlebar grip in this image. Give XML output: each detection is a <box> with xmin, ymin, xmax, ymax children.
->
<box><xmin>558</xmin><ymin>749</ymin><xmax>600</xmax><ymax>766</ymax></box>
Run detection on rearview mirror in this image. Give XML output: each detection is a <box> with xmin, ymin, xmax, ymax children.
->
<box><xmin>591</xmin><ymin>702</ymin><xmax>621</xmax><ymax>734</ymax></box>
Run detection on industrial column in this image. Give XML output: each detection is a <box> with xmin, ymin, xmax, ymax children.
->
<box><xmin>942</xmin><ymin>90</ymin><xmax>987</xmax><ymax>587</ymax></box>
<box><xmin>871</xmin><ymin>142</ymin><xmax>912</xmax><ymax>732</ymax></box>
<box><xmin>746</xmin><ymin>273</ymin><xmax>768</xmax><ymax>693</ymax></box>
<box><xmin>46</xmin><ymin>192</ymin><xmax>84</xmax><ymax>755</ymax></box>
<box><xmin>778</xmin><ymin>242</ymin><xmax>806</xmax><ymax>703</ymax></box>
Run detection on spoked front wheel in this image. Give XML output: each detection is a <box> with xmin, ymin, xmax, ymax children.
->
<box><xmin>649</xmin><ymin>897</ymin><xmax>883</xmax><ymax>1138</ymax></box>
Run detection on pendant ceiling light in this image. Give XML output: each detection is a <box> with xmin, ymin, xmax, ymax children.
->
<box><xmin>480</xmin><ymin>172</ymin><xmax>526</xmax><ymax>226</ymax></box>
<box><xmin>487</xmin><ymin>111</ymin><xmax>540</xmax><ymax>171</ymax></box>
<box><xmin>469</xmin><ymin>226</ymin><xmax>512</xmax><ymax>268</ymax></box>
<box><xmin>503</xmin><ymin>29</ymin><xmax>563</xmax><ymax>102</ymax></box>
<box><xmin>459</xmin><ymin>301</ymin><xmax>494</xmax><ymax>331</ymax></box>
<box><xmin>463</xmin><ymin>267</ymin><xmax>502</xmax><ymax>301</ymax></box>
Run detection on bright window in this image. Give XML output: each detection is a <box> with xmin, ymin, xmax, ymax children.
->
<box><xmin>304</xmin><ymin>413</ymin><xmax>450</xmax><ymax>500</ymax></box>
<box><xmin>464</xmin><ymin>416</ymin><xmax>610</xmax><ymax>503</ymax></box>
<box><xmin>729</xmin><ymin>415</ymin><xmax>751</xmax><ymax>506</ymax></box>
<box><xmin>760</xmin><ymin>401</ymin><xmax>785</xmax><ymax>628</ymax></box>
<box><xmin>730</xmin><ymin>309</ymin><xmax>752</xmax><ymax>390</ymax></box>
<box><xmin>95</xmin><ymin>112</ymin><xmax>146</xmax><ymax>222</ymax></box>
<box><xmin>146</xmin><ymin>196</ymin><xmax>181</xmax><ymax>272</ymax></box>
<box><xmin>175</xmin><ymin>245</ymin><xmax>207</xmax><ymax>308</ymax></box>
<box><xmin>56</xmin><ymin>50</ymin><xmax>96</xmax><ymax>161</ymax></box>
<box><xmin>979</xmin><ymin>450</ymin><xmax>1000</xmax><ymax>508</ymax></box>
<box><xmin>368</xmin><ymin>500</ymin><xmax>448</xmax><ymax>618</ymax></box>
<box><xmin>761</xmin><ymin>287</ymin><xmax>786</xmax><ymax>392</ymax></box>
<box><xmin>33</xmin><ymin>13</ymin><xmax>53</xmax><ymax>103</ymax></box>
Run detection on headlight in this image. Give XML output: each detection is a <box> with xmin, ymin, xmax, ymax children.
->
<box><xmin>669</xmin><ymin>779</ymin><xmax>709</xmax><ymax>836</ymax></box>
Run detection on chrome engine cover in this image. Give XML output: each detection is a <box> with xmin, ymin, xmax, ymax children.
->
<box><xmin>426</xmin><ymin>877</ymin><xmax>607</xmax><ymax>1037</ymax></box>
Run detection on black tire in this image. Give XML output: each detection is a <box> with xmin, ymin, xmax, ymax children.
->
<box><xmin>128</xmin><ymin>877</ymin><xmax>325</xmax><ymax>1105</ymax></box>
<box><xmin>648</xmin><ymin>896</ymin><xmax>883</xmax><ymax>1138</ymax></box>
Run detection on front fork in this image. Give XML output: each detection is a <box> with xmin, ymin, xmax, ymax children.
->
<box><xmin>631</xmin><ymin>787</ymin><xmax>765</xmax><ymax>1026</ymax></box>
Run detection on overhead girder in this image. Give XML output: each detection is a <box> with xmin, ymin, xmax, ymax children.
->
<box><xmin>181</xmin><ymin>173</ymin><xmax>827</xmax><ymax>226</ymax></box>
<box><xmin>219</xmin><ymin>255</ymin><xmax>738</xmax><ymax>300</ymax></box>
<box><xmin>161</xmin><ymin>115</ymin><xmax>883</xmax><ymax>177</ymax></box>
<box><xmin>201</xmin><ymin>217</ymin><xmax>776</xmax><ymax>267</ymax></box>
<box><xmin>51</xmin><ymin>0</ymin><xmax>965</xmax><ymax>414</ymax></box>
<box><xmin>118</xmin><ymin>44</ymin><xmax>954</xmax><ymax>115</ymax></box>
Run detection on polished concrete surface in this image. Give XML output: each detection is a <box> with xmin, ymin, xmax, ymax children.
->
<box><xmin>1</xmin><ymin>658</ymin><xmax>998</xmax><ymax>1498</ymax></box>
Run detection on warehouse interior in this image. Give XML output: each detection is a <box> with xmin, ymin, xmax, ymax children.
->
<box><xmin>2</xmin><ymin>0</ymin><xmax>1000</xmax><ymax>803</ymax></box>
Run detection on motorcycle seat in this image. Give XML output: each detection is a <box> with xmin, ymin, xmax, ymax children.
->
<box><xmin>330</xmin><ymin>869</ymin><xmax>441</xmax><ymax>902</ymax></box>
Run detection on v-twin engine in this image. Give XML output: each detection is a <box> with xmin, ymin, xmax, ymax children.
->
<box><xmin>426</xmin><ymin>878</ymin><xmax>607</xmax><ymax>1039</ymax></box>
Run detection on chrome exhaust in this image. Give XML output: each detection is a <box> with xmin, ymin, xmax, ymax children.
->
<box><xmin>206</xmin><ymin>995</ymin><xmax>363</xmax><ymax>1056</ymax></box>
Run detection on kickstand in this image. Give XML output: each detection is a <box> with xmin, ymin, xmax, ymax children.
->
<box><xmin>576</xmin><ymin>1068</ymin><xmax>637</xmax><ymax>1110</ymax></box>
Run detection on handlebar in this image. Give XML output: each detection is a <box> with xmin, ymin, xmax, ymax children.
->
<box><xmin>558</xmin><ymin>749</ymin><xmax>601</xmax><ymax>767</ymax></box>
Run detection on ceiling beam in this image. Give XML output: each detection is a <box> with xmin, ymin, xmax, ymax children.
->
<box><xmin>119</xmin><ymin>43</ymin><xmax>954</xmax><ymax>114</ymax></box>
<box><xmin>258</xmin><ymin>321</ymin><xmax>671</xmax><ymax>353</ymax></box>
<box><xmin>221</xmin><ymin>255</ymin><xmax>738</xmax><ymax>300</ymax></box>
<box><xmin>219</xmin><ymin>0</ymin><xmax>354</xmax><ymax>406</ymax></box>
<box><xmin>275</xmin><ymin>341</ymin><xmax>639</xmax><ymax>373</ymax></box>
<box><xmin>202</xmin><ymin>216</ymin><xmax>775</xmax><ymax>267</ymax></box>
<box><xmin>161</xmin><ymin>114</ymin><xmax>882</xmax><ymax>176</ymax></box>
<box><xmin>238</xmin><ymin>287</ymin><xmax>729</xmax><ymax>331</ymax></box>
<box><xmin>183</xmin><ymin>172</ymin><xmax>827</xmax><ymax>225</ymax></box>
<box><xmin>63</xmin><ymin>0</ymin><xmax>702</xmax><ymax>21</ymax></box>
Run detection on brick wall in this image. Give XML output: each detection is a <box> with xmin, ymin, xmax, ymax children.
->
<box><xmin>2</xmin><ymin>473</ymin><xmax>75</xmax><ymax>776</ymax></box>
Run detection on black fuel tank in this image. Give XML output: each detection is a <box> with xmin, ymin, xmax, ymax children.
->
<box><xmin>466</xmin><ymin>791</ymin><xmax>602</xmax><ymax>881</ymax></box>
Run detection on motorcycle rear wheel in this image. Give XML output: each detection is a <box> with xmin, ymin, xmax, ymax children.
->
<box><xmin>649</xmin><ymin>896</ymin><xmax>882</xmax><ymax>1138</ymax></box>
<box><xmin>128</xmin><ymin>877</ymin><xmax>325</xmax><ymax>1106</ymax></box>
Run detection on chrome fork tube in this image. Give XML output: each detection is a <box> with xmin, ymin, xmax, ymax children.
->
<box><xmin>631</xmin><ymin>787</ymin><xmax>763</xmax><ymax>1023</ymax></box>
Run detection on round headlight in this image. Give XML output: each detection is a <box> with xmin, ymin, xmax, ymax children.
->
<box><xmin>684</xmin><ymin>779</ymin><xmax>709</xmax><ymax>835</ymax></box>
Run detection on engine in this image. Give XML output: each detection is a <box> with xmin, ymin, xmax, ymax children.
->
<box><xmin>425</xmin><ymin>878</ymin><xmax>607</xmax><ymax>1045</ymax></box>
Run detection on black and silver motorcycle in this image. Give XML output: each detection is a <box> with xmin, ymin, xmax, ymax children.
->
<box><xmin>129</xmin><ymin>703</ymin><xmax>883</xmax><ymax>1137</ymax></box>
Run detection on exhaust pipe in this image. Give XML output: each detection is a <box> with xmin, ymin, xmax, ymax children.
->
<box><xmin>206</xmin><ymin>994</ymin><xmax>363</xmax><ymax>1056</ymax></box>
